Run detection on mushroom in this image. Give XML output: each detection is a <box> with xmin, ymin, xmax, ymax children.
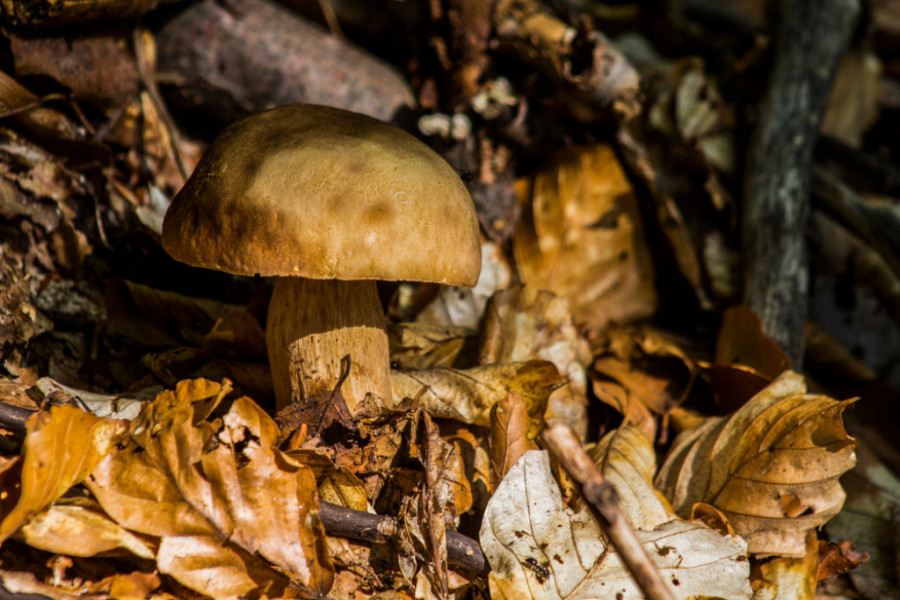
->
<box><xmin>162</xmin><ymin>104</ymin><xmax>482</xmax><ymax>413</ymax></box>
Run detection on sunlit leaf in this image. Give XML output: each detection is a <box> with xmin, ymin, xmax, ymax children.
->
<box><xmin>388</xmin><ymin>360</ymin><xmax>561</xmax><ymax>426</ymax></box>
<box><xmin>480</xmin><ymin>449</ymin><xmax>751</xmax><ymax>599</ymax></box>
<box><xmin>0</xmin><ymin>405</ymin><xmax>127</xmax><ymax>544</ymax></box>
<box><xmin>656</xmin><ymin>371</ymin><xmax>857</xmax><ymax>556</ymax></box>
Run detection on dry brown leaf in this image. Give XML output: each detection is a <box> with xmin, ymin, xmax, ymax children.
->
<box><xmin>480</xmin><ymin>448</ymin><xmax>751</xmax><ymax>599</ymax></box>
<box><xmin>817</xmin><ymin>539</ymin><xmax>868</xmax><ymax>581</ymax></box>
<box><xmin>0</xmin><ymin>405</ymin><xmax>128</xmax><ymax>544</ymax></box>
<box><xmin>489</xmin><ymin>391</ymin><xmax>539</xmax><ymax>491</ymax></box>
<box><xmin>87</xmin><ymin>378</ymin><xmax>333</xmax><ymax>599</ymax></box>
<box><xmin>716</xmin><ymin>304</ymin><xmax>791</xmax><ymax>380</ymax></box>
<box><xmin>590</xmin><ymin>324</ymin><xmax>695</xmax><ymax>442</ymax></box>
<box><xmin>656</xmin><ymin>371</ymin><xmax>857</xmax><ymax>556</ymax></box>
<box><xmin>387</xmin><ymin>360</ymin><xmax>561</xmax><ymax>427</ymax></box>
<box><xmin>388</xmin><ymin>322</ymin><xmax>476</xmax><ymax>371</ymax></box>
<box><xmin>513</xmin><ymin>145</ymin><xmax>656</xmax><ymax>335</ymax></box>
<box><xmin>821</xmin><ymin>50</ymin><xmax>882</xmax><ymax>147</ymax></box>
<box><xmin>19</xmin><ymin>500</ymin><xmax>155</xmax><ymax>559</ymax></box>
<box><xmin>481</xmin><ymin>286</ymin><xmax>589</xmax><ymax>438</ymax></box>
<box><xmin>751</xmin><ymin>530</ymin><xmax>819</xmax><ymax>600</ymax></box>
<box><xmin>589</xmin><ymin>426</ymin><xmax>674</xmax><ymax>530</ymax></box>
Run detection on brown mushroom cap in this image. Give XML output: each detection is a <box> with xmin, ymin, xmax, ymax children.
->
<box><xmin>162</xmin><ymin>104</ymin><xmax>481</xmax><ymax>286</ymax></box>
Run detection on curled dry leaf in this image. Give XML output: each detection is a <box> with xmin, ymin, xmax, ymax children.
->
<box><xmin>489</xmin><ymin>391</ymin><xmax>539</xmax><ymax>491</ymax></box>
<box><xmin>590</xmin><ymin>324</ymin><xmax>695</xmax><ymax>443</ymax></box>
<box><xmin>481</xmin><ymin>286</ymin><xmax>588</xmax><ymax>438</ymax></box>
<box><xmin>388</xmin><ymin>360</ymin><xmax>561</xmax><ymax>427</ymax></box>
<box><xmin>480</xmin><ymin>447</ymin><xmax>751</xmax><ymax>599</ymax></box>
<box><xmin>388</xmin><ymin>322</ymin><xmax>477</xmax><ymax>371</ymax></box>
<box><xmin>656</xmin><ymin>371</ymin><xmax>857</xmax><ymax>556</ymax></box>
<box><xmin>513</xmin><ymin>144</ymin><xmax>656</xmax><ymax>336</ymax></box>
<box><xmin>87</xmin><ymin>378</ymin><xmax>333</xmax><ymax>599</ymax></box>
<box><xmin>0</xmin><ymin>405</ymin><xmax>128</xmax><ymax>544</ymax></box>
<box><xmin>19</xmin><ymin>500</ymin><xmax>155</xmax><ymax>559</ymax></box>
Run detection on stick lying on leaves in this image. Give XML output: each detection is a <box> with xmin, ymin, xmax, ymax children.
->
<box><xmin>0</xmin><ymin>402</ymin><xmax>489</xmax><ymax>578</ymax></box>
<box><xmin>542</xmin><ymin>424</ymin><xmax>676</xmax><ymax>600</ymax></box>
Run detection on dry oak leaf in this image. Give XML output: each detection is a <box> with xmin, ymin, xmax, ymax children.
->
<box><xmin>655</xmin><ymin>370</ymin><xmax>857</xmax><ymax>557</ymax></box>
<box><xmin>87</xmin><ymin>378</ymin><xmax>333</xmax><ymax>599</ymax></box>
<box><xmin>0</xmin><ymin>404</ymin><xmax>128</xmax><ymax>544</ymax></box>
<box><xmin>480</xmin><ymin>437</ymin><xmax>751</xmax><ymax>599</ymax></box>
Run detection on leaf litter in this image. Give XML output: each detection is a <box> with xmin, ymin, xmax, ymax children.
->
<box><xmin>0</xmin><ymin>3</ymin><xmax>893</xmax><ymax>599</ymax></box>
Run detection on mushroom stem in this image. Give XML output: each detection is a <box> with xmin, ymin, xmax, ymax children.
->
<box><xmin>267</xmin><ymin>277</ymin><xmax>391</xmax><ymax>413</ymax></box>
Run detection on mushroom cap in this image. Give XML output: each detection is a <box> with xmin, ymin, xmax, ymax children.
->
<box><xmin>162</xmin><ymin>104</ymin><xmax>481</xmax><ymax>286</ymax></box>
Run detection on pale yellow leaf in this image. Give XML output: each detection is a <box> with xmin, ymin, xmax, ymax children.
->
<box><xmin>480</xmin><ymin>450</ymin><xmax>751</xmax><ymax>599</ymax></box>
<box><xmin>656</xmin><ymin>371</ymin><xmax>857</xmax><ymax>556</ymax></box>
<box><xmin>19</xmin><ymin>502</ymin><xmax>155</xmax><ymax>559</ymax></box>
<box><xmin>389</xmin><ymin>360</ymin><xmax>561</xmax><ymax>426</ymax></box>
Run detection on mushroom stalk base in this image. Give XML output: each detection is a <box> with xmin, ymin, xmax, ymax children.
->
<box><xmin>267</xmin><ymin>277</ymin><xmax>391</xmax><ymax>413</ymax></box>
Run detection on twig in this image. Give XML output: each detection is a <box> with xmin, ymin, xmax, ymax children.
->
<box><xmin>541</xmin><ymin>424</ymin><xmax>676</xmax><ymax>600</ymax></box>
<box><xmin>0</xmin><ymin>401</ymin><xmax>489</xmax><ymax>578</ymax></box>
<box><xmin>742</xmin><ymin>0</ymin><xmax>860</xmax><ymax>366</ymax></box>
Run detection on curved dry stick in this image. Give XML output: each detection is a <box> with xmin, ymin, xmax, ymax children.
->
<box><xmin>542</xmin><ymin>423</ymin><xmax>676</xmax><ymax>600</ymax></box>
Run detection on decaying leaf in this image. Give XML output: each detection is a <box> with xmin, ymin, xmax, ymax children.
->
<box><xmin>489</xmin><ymin>391</ymin><xmax>539</xmax><ymax>491</ymax></box>
<box><xmin>480</xmin><ymin>447</ymin><xmax>751</xmax><ymax>599</ymax></box>
<box><xmin>715</xmin><ymin>304</ymin><xmax>791</xmax><ymax>380</ymax></box>
<box><xmin>481</xmin><ymin>286</ymin><xmax>589</xmax><ymax>438</ymax></box>
<box><xmin>387</xmin><ymin>360</ymin><xmax>561</xmax><ymax>427</ymax></box>
<box><xmin>513</xmin><ymin>145</ymin><xmax>656</xmax><ymax>335</ymax></box>
<box><xmin>751</xmin><ymin>531</ymin><xmax>819</xmax><ymax>600</ymax></box>
<box><xmin>388</xmin><ymin>322</ymin><xmax>477</xmax><ymax>371</ymax></box>
<box><xmin>0</xmin><ymin>405</ymin><xmax>128</xmax><ymax>544</ymax></box>
<box><xmin>87</xmin><ymin>378</ymin><xmax>334</xmax><ymax>599</ymax></box>
<box><xmin>590</xmin><ymin>324</ymin><xmax>696</xmax><ymax>442</ymax></box>
<box><xmin>656</xmin><ymin>371</ymin><xmax>857</xmax><ymax>556</ymax></box>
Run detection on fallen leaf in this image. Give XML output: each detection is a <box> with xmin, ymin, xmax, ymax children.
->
<box><xmin>489</xmin><ymin>391</ymin><xmax>539</xmax><ymax>491</ymax></box>
<box><xmin>715</xmin><ymin>305</ymin><xmax>791</xmax><ymax>380</ymax></box>
<box><xmin>0</xmin><ymin>405</ymin><xmax>128</xmax><ymax>544</ymax></box>
<box><xmin>817</xmin><ymin>539</ymin><xmax>868</xmax><ymax>580</ymax></box>
<box><xmin>387</xmin><ymin>360</ymin><xmax>561</xmax><ymax>427</ymax></box>
<box><xmin>416</xmin><ymin>240</ymin><xmax>513</xmax><ymax>329</ymax></box>
<box><xmin>656</xmin><ymin>371</ymin><xmax>857</xmax><ymax>556</ymax></box>
<box><xmin>481</xmin><ymin>286</ymin><xmax>589</xmax><ymax>438</ymax></box>
<box><xmin>480</xmin><ymin>449</ymin><xmax>751</xmax><ymax>599</ymax></box>
<box><xmin>19</xmin><ymin>500</ymin><xmax>156</xmax><ymax>559</ymax></box>
<box><xmin>513</xmin><ymin>145</ymin><xmax>657</xmax><ymax>335</ymax></box>
<box><xmin>590</xmin><ymin>324</ymin><xmax>696</xmax><ymax>442</ymax></box>
<box><xmin>388</xmin><ymin>322</ymin><xmax>477</xmax><ymax>371</ymax></box>
<box><xmin>87</xmin><ymin>378</ymin><xmax>334</xmax><ymax>598</ymax></box>
<box><xmin>750</xmin><ymin>530</ymin><xmax>818</xmax><ymax>600</ymax></box>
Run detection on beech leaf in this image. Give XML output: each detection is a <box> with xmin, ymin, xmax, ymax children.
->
<box><xmin>481</xmin><ymin>447</ymin><xmax>751</xmax><ymax>599</ymax></box>
<box><xmin>87</xmin><ymin>379</ymin><xmax>333</xmax><ymax>598</ymax></box>
<box><xmin>0</xmin><ymin>405</ymin><xmax>128</xmax><ymax>544</ymax></box>
<box><xmin>655</xmin><ymin>370</ymin><xmax>857</xmax><ymax>556</ymax></box>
